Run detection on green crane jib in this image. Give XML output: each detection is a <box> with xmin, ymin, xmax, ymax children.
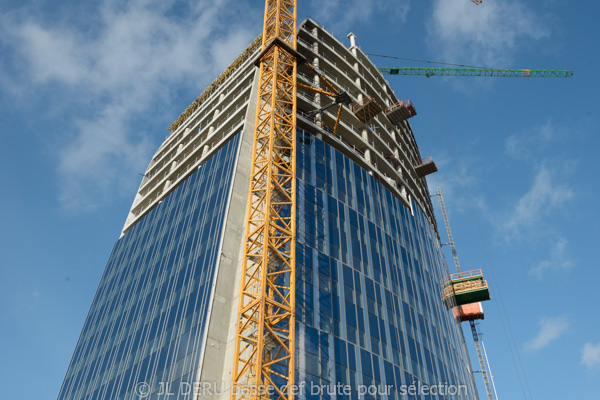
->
<box><xmin>379</xmin><ymin>67</ymin><xmax>573</xmax><ymax>78</ymax></box>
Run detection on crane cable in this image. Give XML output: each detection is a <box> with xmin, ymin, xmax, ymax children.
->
<box><xmin>428</xmin><ymin>78</ymin><xmax>534</xmax><ymax>400</ymax></box>
<box><xmin>365</xmin><ymin>52</ymin><xmax>492</xmax><ymax>70</ymax></box>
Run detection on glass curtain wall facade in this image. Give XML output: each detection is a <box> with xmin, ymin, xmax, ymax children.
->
<box><xmin>56</xmin><ymin>134</ymin><xmax>241</xmax><ymax>400</ymax></box>
<box><xmin>295</xmin><ymin>130</ymin><xmax>477</xmax><ymax>400</ymax></box>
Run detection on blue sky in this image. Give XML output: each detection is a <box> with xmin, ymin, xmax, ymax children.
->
<box><xmin>0</xmin><ymin>0</ymin><xmax>597</xmax><ymax>399</ymax></box>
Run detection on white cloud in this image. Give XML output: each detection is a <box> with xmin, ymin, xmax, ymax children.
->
<box><xmin>309</xmin><ymin>0</ymin><xmax>410</xmax><ymax>35</ymax></box>
<box><xmin>57</xmin><ymin>104</ymin><xmax>152</xmax><ymax>212</ymax></box>
<box><xmin>505</xmin><ymin>120</ymin><xmax>563</xmax><ymax>159</ymax></box>
<box><xmin>581</xmin><ymin>342</ymin><xmax>600</xmax><ymax>370</ymax></box>
<box><xmin>426</xmin><ymin>151</ymin><xmax>485</xmax><ymax>217</ymax></box>
<box><xmin>501</xmin><ymin>166</ymin><xmax>574</xmax><ymax>239</ymax></box>
<box><xmin>1</xmin><ymin>0</ymin><xmax>259</xmax><ymax>212</ymax></box>
<box><xmin>529</xmin><ymin>237</ymin><xmax>574</xmax><ymax>279</ymax></box>
<box><xmin>427</xmin><ymin>0</ymin><xmax>551</xmax><ymax>67</ymax></box>
<box><xmin>15</xmin><ymin>22</ymin><xmax>89</xmax><ymax>85</ymax></box>
<box><xmin>525</xmin><ymin>315</ymin><xmax>568</xmax><ymax>351</ymax></box>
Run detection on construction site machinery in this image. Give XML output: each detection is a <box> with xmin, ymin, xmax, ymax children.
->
<box><xmin>379</xmin><ymin>67</ymin><xmax>573</xmax><ymax>78</ymax></box>
<box><xmin>231</xmin><ymin>1</ymin><xmax>298</xmax><ymax>400</ymax></box>
<box><xmin>442</xmin><ymin>269</ymin><xmax>491</xmax><ymax>308</ymax></box>
<box><xmin>352</xmin><ymin>95</ymin><xmax>383</xmax><ymax>122</ymax></box>
<box><xmin>414</xmin><ymin>156</ymin><xmax>438</xmax><ymax>178</ymax></box>
<box><xmin>385</xmin><ymin>100</ymin><xmax>417</xmax><ymax>125</ymax></box>
<box><xmin>433</xmin><ymin>187</ymin><xmax>496</xmax><ymax>400</ymax></box>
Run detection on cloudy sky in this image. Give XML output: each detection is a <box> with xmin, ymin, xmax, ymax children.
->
<box><xmin>1</xmin><ymin>0</ymin><xmax>598</xmax><ymax>399</ymax></box>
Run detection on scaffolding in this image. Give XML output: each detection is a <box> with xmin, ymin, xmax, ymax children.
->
<box><xmin>168</xmin><ymin>35</ymin><xmax>263</xmax><ymax>132</ymax></box>
<box><xmin>385</xmin><ymin>100</ymin><xmax>416</xmax><ymax>126</ymax></box>
<box><xmin>414</xmin><ymin>156</ymin><xmax>438</xmax><ymax>178</ymax></box>
<box><xmin>352</xmin><ymin>95</ymin><xmax>382</xmax><ymax>122</ymax></box>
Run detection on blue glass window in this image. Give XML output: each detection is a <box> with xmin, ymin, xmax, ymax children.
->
<box><xmin>295</xmin><ymin>131</ymin><xmax>478</xmax><ymax>399</ymax></box>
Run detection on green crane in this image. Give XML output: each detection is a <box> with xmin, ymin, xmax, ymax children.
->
<box><xmin>378</xmin><ymin>67</ymin><xmax>573</xmax><ymax>78</ymax></box>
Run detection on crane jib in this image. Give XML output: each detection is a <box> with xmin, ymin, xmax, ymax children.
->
<box><xmin>379</xmin><ymin>67</ymin><xmax>573</xmax><ymax>78</ymax></box>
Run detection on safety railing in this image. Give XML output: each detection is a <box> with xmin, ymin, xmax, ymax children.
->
<box><xmin>442</xmin><ymin>269</ymin><xmax>484</xmax><ymax>287</ymax></box>
<box><xmin>168</xmin><ymin>34</ymin><xmax>261</xmax><ymax>132</ymax></box>
<box><xmin>415</xmin><ymin>156</ymin><xmax>433</xmax><ymax>166</ymax></box>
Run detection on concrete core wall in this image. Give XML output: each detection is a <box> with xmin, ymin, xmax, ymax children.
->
<box><xmin>196</xmin><ymin>69</ymin><xmax>259</xmax><ymax>400</ymax></box>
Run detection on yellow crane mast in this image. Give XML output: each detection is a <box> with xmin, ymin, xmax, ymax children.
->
<box><xmin>231</xmin><ymin>1</ymin><xmax>298</xmax><ymax>400</ymax></box>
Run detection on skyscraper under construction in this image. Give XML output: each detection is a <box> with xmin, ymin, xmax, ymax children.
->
<box><xmin>57</xmin><ymin>19</ymin><xmax>479</xmax><ymax>400</ymax></box>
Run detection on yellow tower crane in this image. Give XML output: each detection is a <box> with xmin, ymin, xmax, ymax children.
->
<box><xmin>231</xmin><ymin>1</ymin><xmax>299</xmax><ymax>400</ymax></box>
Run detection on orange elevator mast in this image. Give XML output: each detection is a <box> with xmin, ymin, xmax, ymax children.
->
<box><xmin>231</xmin><ymin>1</ymin><xmax>298</xmax><ymax>400</ymax></box>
